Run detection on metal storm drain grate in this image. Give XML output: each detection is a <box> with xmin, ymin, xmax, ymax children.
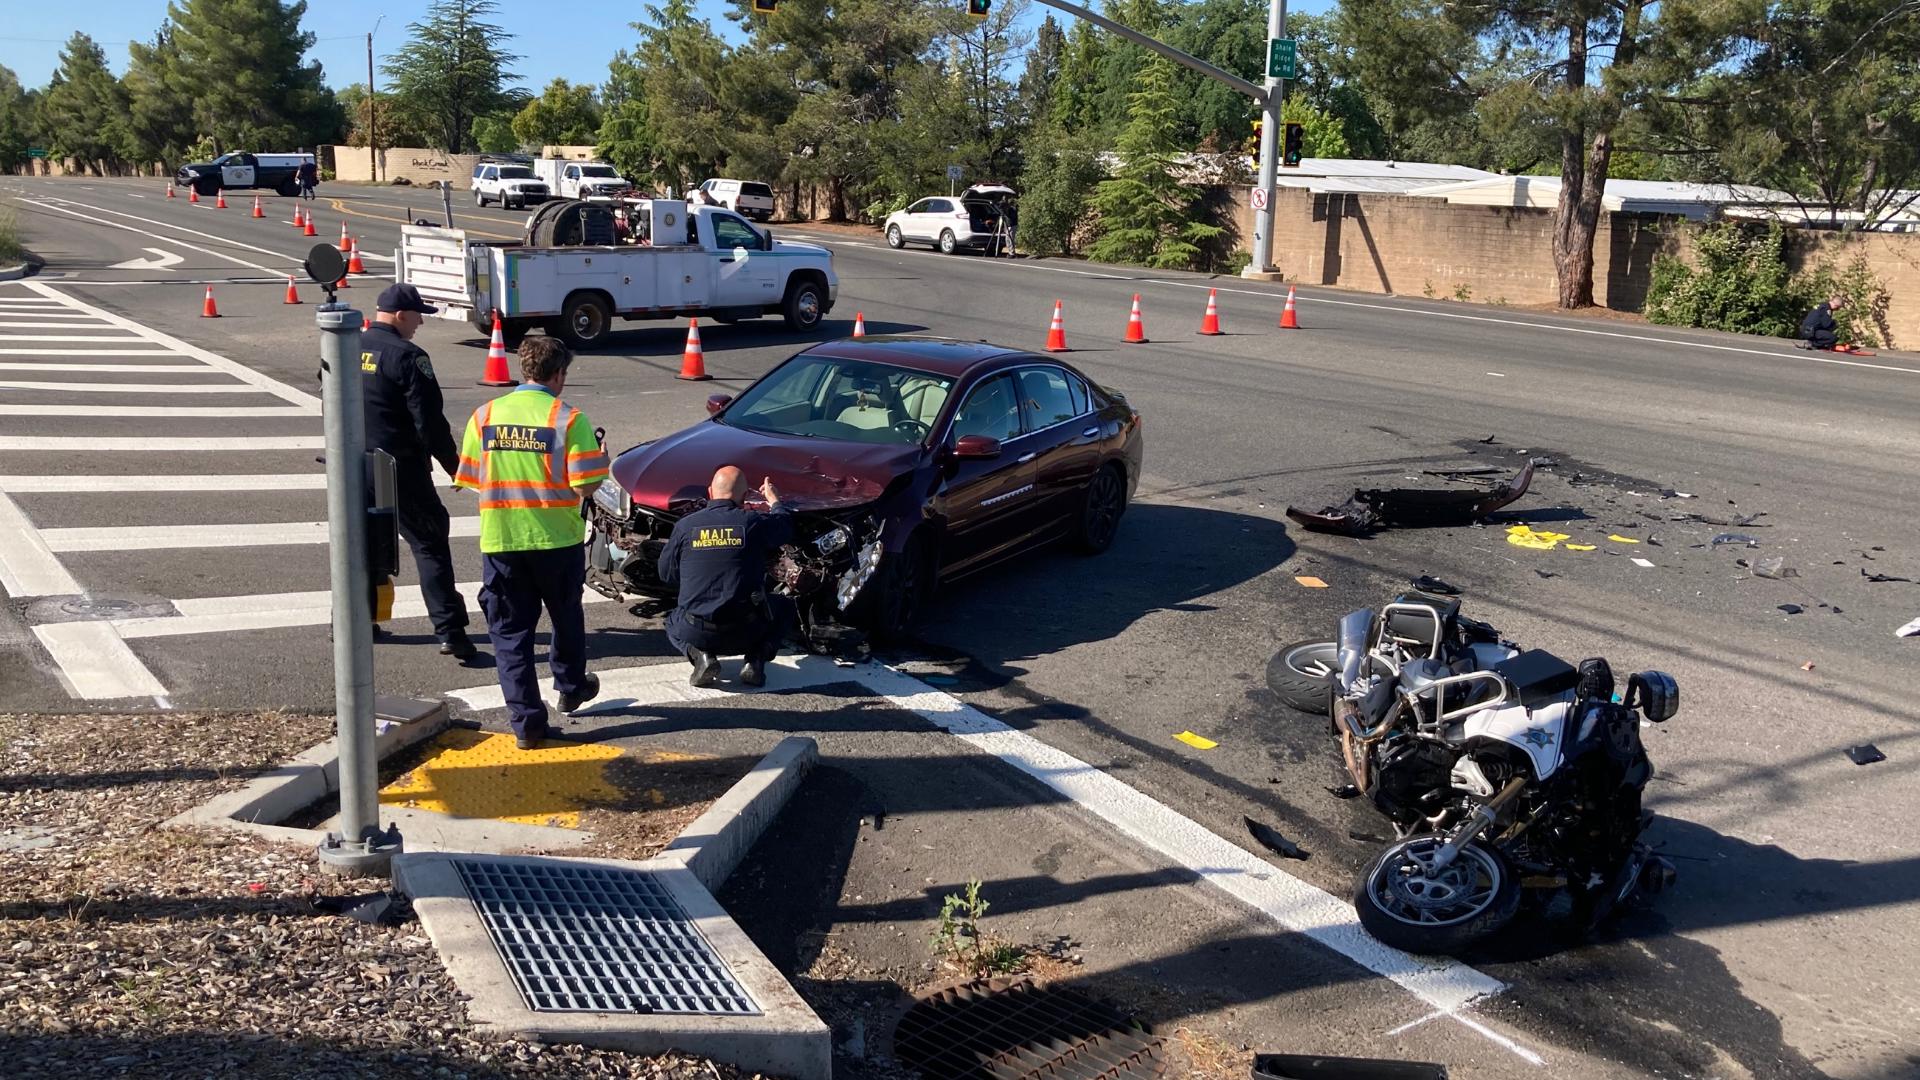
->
<box><xmin>452</xmin><ymin>859</ymin><xmax>758</xmax><ymax>1016</ymax></box>
<box><xmin>891</xmin><ymin>978</ymin><xmax>1166</xmax><ymax>1080</ymax></box>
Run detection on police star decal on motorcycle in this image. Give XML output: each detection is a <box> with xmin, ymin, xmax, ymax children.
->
<box><xmin>1520</xmin><ymin>725</ymin><xmax>1556</xmax><ymax>747</ymax></box>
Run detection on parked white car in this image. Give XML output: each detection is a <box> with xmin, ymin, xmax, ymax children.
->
<box><xmin>472</xmin><ymin>163</ymin><xmax>551</xmax><ymax>209</ymax></box>
<box><xmin>883</xmin><ymin>197</ymin><xmax>1006</xmax><ymax>255</ymax></box>
<box><xmin>697</xmin><ymin>178</ymin><xmax>777</xmax><ymax>221</ymax></box>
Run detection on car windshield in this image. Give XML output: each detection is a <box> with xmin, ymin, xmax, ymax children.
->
<box><xmin>724</xmin><ymin>355</ymin><xmax>954</xmax><ymax>446</ymax></box>
<box><xmin>578</xmin><ymin>165</ymin><xmax>618</xmax><ymax>177</ymax></box>
<box><xmin>498</xmin><ymin>166</ymin><xmax>535</xmax><ymax>179</ymax></box>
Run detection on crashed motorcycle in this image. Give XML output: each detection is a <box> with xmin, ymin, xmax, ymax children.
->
<box><xmin>1278</xmin><ymin>592</ymin><xmax>1678</xmax><ymax>954</ymax></box>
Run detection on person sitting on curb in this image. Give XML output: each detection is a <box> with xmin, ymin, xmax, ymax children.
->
<box><xmin>1798</xmin><ymin>294</ymin><xmax>1846</xmax><ymax>350</ymax></box>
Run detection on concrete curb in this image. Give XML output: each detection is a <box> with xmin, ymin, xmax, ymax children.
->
<box><xmin>0</xmin><ymin>254</ymin><xmax>43</xmax><ymax>282</ymax></box>
<box><xmin>663</xmin><ymin>734</ymin><xmax>818</xmax><ymax>893</ymax></box>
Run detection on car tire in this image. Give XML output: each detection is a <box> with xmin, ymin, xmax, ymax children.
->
<box><xmin>1266</xmin><ymin>639</ymin><xmax>1340</xmax><ymax>714</ymax></box>
<box><xmin>1072</xmin><ymin>463</ymin><xmax>1128</xmax><ymax>554</ymax></box>
<box><xmin>782</xmin><ymin>278</ymin><xmax>825</xmax><ymax>332</ymax></box>
<box><xmin>865</xmin><ymin>533</ymin><xmax>933</xmax><ymax>643</ymax></box>
<box><xmin>500</xmin><ymin>319</ymin><xmax>531</xmax><ymax>348</ymax></box>
<box><xmin>194</xmin><ymin>178</ymin><xmax>219</xmax><ymax>198</ymax></box>
<box><xmin>939</xmin><ymin>230</ymin><xmax>958</xmax><ymax>255</ymax></box>
<box><xmin>277</xmin><ymin>179</ymin><xmax>299</xmax><ymax>198</ymax></box>
<box><xmin>473</xmin><ymin>189</ymin><xmax>486</xmax><ymax>207</ymax></box>
<box><xmin>1354</xmin><ymin>837</ymin><xmax>1521</xmax><ymax>956</ymax></box>
<box><xmin>886</xmin><ymin>225</ymin><xmax>905</xmax><ymax>249</ymax></box>
<box><xmin>548</xmin><ymin>292</ymin><xmax>613</xmax><ymax>349</ymax></box>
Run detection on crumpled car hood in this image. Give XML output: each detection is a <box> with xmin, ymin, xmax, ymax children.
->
<box><xmin>611</xmin><ymin>421</ymin><xmax>919</xmax><ymax>512</ymax></box>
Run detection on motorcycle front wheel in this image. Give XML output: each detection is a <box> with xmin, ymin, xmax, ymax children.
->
<box><xmin>1267</xmin><ymin>639</ymin><xmax>1339</xmax><ymax>714</ymax></box>
<box><xmin>1355</xmin><ymin>836</ymin><xmax>1521</xmax><ymax>956</ymax></box>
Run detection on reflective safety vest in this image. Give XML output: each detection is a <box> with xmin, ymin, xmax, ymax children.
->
<box><xmin>454</xmin><ymin>384</ymin><xmax>610</xmax><ymax>553</ymax></box>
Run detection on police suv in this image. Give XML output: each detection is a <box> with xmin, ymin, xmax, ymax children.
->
<box><xmin>174</xmin><ymin>152</ymin><xmax>313</xmax><ymax>198</ymax></box>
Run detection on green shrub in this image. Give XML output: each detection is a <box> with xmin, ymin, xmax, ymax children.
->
<box><xmin>1016</xmin><ymin>128</ymin><xmax>1106</xmax><ymax>257</ymax></box>
<box><xmin>0</xmin><ymin>206</ymin><xmax>22</xmax><ymax>264</ymax></box>
<box><xmin>1646</xmin><ymin>222</ymin><xmax>1892</xmax><ymax>347</ymax></box>
<box><xmin>1797</xmin><ymin>250</ymin><xmax>1892</xmax><ymax>349</ymax></box>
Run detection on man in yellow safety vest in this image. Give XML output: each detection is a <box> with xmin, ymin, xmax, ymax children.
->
<box><xmin>453</xmin><ymin>336</ymin><xmax>610</xmax><ymax>749</ymax></box>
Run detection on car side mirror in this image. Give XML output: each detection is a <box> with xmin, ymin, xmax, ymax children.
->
<box><xmin>762</xmin><ymin>229</ymin><xmax>775</xmax><ymax>250</ymax></box>
<box><xmin>706</xmin><ymin>394</ymin><xmax>733</xmax><ymax>416</ymax></box>
<box><xmin>952</xmin><ymin>435</ymin><xmax>1001</xmax><ymax>459</ymax></box>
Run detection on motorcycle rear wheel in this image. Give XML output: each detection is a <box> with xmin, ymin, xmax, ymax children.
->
<box><xmin>1267</xmin><ymin>639</ymin><xmax>1339</xmax><ymax>714</ymax></box>
<box><xmin>1355</xmin><ymin>836</ymin><xmax>1520</xmax><ymax>956</ymax></box>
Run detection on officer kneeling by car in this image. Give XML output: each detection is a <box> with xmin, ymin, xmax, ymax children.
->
<box><xmin>658</xmin><ymin>467</ymin><xmax>795</xmax><ymax>688</ymax></box>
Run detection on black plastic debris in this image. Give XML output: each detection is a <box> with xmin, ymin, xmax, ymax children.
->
<box><xmin>1245</xmin><ymin>816</ymin><xmax>1310</xmax><ymax>861</ymax></box>
<box><xmin>1534</xmin><ymin>569</ymin><xmax>1558</xmax><ymax>579</ymax></box>
<box><xmin>1287</xmin><ymin>462</ymin><xmax>1535</xmax><ymax>537</ymax></box>
<box><xmin>1712</xmin><ymin>533</ymin><xmax>1760</xmax><ymax>548</ymax></box>
<box><xmin>1846</xmin><ymin>744</ymin><xmax>1887</xmax><ymax>766</ymax></box>
<box><xmin>1348</xmin><ymin>829</ymin><xmax>1391</xmax><ymax>844</ymax></box>
<box><xmin>1476</xmin><ymin>434</ymin><xmax>1497</xmax><ymax>444</ymax></box>
<box><xmin>1325</xmin><ymin>784</ymin><xmax>1361</xmax><ymax>800</ymax></box>
<box><xmin>1410</xmin><ymin>576</ymin><xmax>1461</xmax><ymax>595</ymax></box>
<box><xmin>1863</xmin><ymin>569</ymin><xmax>1912</xmax><ymax>583</ymax></box>
<box><xmin>1778</xmin><ymin>604</ymin><xmax>1804</xmax><ymax>615</ymax></box>
<box><xmin>1253</xmin><ymin>1053</ymin><xmax>1447</xmax><ymax>1080</ymax></box>
<box><xmin>311</xmin><ymin>892</ymin><xmax>396</xmax><ymax>924</ymax></box>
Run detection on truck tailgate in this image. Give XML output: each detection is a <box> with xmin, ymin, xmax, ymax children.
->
<box><xmin>397</xmin><ymin>226</ymin><xmax>476</xmax><ymax>316</ymax></box>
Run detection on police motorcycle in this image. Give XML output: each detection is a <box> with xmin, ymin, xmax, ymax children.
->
<box><xmin>1295</xmin><ymin>592</ymin><xmax>1679</xmax><ymax>954</ymax></box>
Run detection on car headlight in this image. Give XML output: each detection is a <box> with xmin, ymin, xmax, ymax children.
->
<box><xmin>591</xmin><ymin>482</ymin><xmax>631</xmax><ymax>519</ymax></box>
<box><xmin>814</xmin><ymin>526</ymin><xmax>850</xmax><ymax>555</ymax></box>
<box><xmin>834</xmin><ymin>538</ymin><xmax>886</xmax><ymax>610</ymax></box>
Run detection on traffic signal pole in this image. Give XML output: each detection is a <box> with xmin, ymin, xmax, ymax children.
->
<box><xmin>1030</xmin><ymin>0</ymin><xmax>1285</xmax><ymax>278</ymax></box>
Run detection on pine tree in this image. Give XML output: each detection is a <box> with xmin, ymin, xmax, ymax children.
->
<box><xmin>1088</xmin><ymin>56</ymin><xmax>1221</xmax><ymax>270</ymax></box>
<box><xmin>39</xmin><ymin>34</ymin><xmax>129</xmax><ymax>172</ymax></box>
<box><xmin>0</xmin><ymin>66</ymin><xmax>31</xmax><ymax>173</ymax></box>
<box><xmin>123</xmin><ymin>24</ymin><xmax>195</xmax><ymax>168</ymax></box>
<box><xmin>166</xmin><ymin>0</ymin><xmax>341</xmax><ymax>152</ymax></box>
<box><xmin>385</xmin><ymin>0</ymin><xmax>523</xmax><ymax>153</ymax></box>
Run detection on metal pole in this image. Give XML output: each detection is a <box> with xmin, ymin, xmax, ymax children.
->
<box><xmin>1243</xmin><ymin>0</ymin><xmax>1286</xmax><ymax>279</ymax></box>
<box><xmin>1032</xmin><ymin>0</ymin><xmax>1267</xmax><ymax>100</ymax></box>
<box><xmin>315</xmin><ymin>299</ymin><xmax>398</xmax><ymax>876</ymax></box>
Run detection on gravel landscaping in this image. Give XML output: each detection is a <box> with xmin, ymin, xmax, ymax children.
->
<box><xmin>0</xmin><ymin>713</ymin><xmax>769</xmax><ymax>1079</ymax></box>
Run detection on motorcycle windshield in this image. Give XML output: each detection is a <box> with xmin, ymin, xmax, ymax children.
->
<box><xmin>1336</xmin><ymin>609</ymin><xmax>1373</xmax><ymax>689</ymax></box>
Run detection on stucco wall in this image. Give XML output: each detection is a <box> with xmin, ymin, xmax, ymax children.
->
<box><xmin>325</xmin><ymin>146</ymin><xmax>483</xmax><ymax>188</ymax></box>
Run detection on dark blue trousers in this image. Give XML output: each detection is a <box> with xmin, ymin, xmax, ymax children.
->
<box><xmin>478</xmin><ymin>544</ymin><xmax>588</xmax><ymax>737</ymax></box>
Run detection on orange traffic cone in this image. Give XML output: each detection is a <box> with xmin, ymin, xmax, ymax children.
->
<box><xmin>200</xmin><ymin>285</ymin><xmax>219</xmax><ymax>318</ymax></box>
<box><xmin>362</xmin><ymin>315</ymin><xmax>371</xmax><ymax>331</ymax></box>
<box><xmin>251</xmin><ymin>195</ymin><xmax>264</xmax><ymax>218</ymax></box>
<box><xmin>188</xmin><ymin>186</ymin><xmax>200</xmax><ymax>204</ymax></box>
<box><xmin>335</xmin><ymin>270</ymin><xmax>350</xmax><ymax>289</ymax></box>
<box><xmin>166</xmin><ymin>183</ymin><xmax>175</xmax><ymax>199</ymax></box>
<box><xmin>338</xmin><ymin>221</ymin><xmax>353</xmax><ymax>253</ymax></box>
<box><xmin>1279</xmin><ymin>284</ymin><xmax>1300</xmax><ymax>329</ymax></box>
<box><xmin>480</xmin><ymin>311</ymin><xmax>514</xmax><ymax>386</ymax></box>
<box><xmin>303</xmin><ymin>214</ymin><xmax>317</xmax><ymax>237</ymax></box>
<box><xmin>852</xmin><ymin>312</ymin><xmax>866</xmax><ymax>338</ymax></box>
<box><xmin>215</xmin><ymin>191</ymin><xmax>227</xmax><ymax>209</ymax></box>
<box><xmin>1199</xmin><ymin>289</ymin><xmax>1223</xmax><ymax>335</ymax></box>
<box><xmin>283</xmin><ymin>276</ymin><xmax>302</xmax><ymax>305</ymax></box>
<box><xmin>1045</xmin><ymin>300</ymin><xmax>1069</xmax><ymax>352</ymax></box>
<box><xmin>1123</xmin><ymin>294</ymin><xmax>1148</xmax><ymax>344</ymax></box>
<box><xmin>347</xmin><ymin>244</ymin><xmax>367</xmax><ymax>275</ymax></box>
<box><xmin>677</xmin><ymin>319</ymin><xmax>712</xmax><ymax>381</ymax></box>
<box><xmin>291</xmin><ymin>204</ymin><xmax>303</xmax><ymax>228</ymax></box>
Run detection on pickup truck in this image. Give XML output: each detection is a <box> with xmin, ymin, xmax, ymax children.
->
<box><xmin>532</xmin><ymin>158</ymin><xmax>631</xmax><ymax>200</ymax></box>
<box><xmin>173</xmin><ymin>153</ymin><xmax>312</xmax><ymax>197</ymax></box>
<box><xmin>396</xmin><ymin>200</ymin><xmax>837</xmax><ymax>349</ymax></box>
<box><xmin>697</xmin><ymin>178</ymin><xmax>776</xmax><ymax>221</ymax></box>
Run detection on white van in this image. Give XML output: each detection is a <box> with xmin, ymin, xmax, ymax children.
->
<box><xmin>697</xmin><ymin>179</ymin><xmax>776</xmax><ymax>222</ymax></box>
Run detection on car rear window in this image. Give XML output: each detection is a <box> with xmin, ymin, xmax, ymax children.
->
<box><xmin>741</xmin><ymin>183</ymin><xmax>774</xmax><ymax>199</ymax></box>
<box><xmin>964</xmin><ymin>200</ymin><xmax>1000</xmax><ymax>230</ymax></box>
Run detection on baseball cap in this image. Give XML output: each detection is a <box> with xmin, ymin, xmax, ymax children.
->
<box><xmin>376</xmin><ymin>283</ymin><xmax>438</xmax><ymax>315</ymax></box>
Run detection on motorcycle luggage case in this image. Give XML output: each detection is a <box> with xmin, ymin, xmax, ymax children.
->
<box><xmin>1253</xmin><ymin>1053</ymin><xmax>1447</xmax><ymax>1079</ymax></box>
<box><xmin>1491</xmin><ymin>648</ymin><xmax>1579</xmax><ymax>707</ymax></box>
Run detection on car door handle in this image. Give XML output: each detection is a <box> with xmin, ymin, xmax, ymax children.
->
<box><xmin>1017</xmin><ymin>452</ymin><xmax>1037</xmax><ymax>463</ymax></box>
<box><xmin>717</xmin><ymin>256</ymin><xmax>735</xmax><ymax>263</ymax></box>
<box><xmin>1082</xmin><ymin>426</ymin><xmax>1100</xmax><ymax>437</ymax></box>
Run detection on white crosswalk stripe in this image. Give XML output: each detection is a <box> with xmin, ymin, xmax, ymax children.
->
<box><xmin>0</xmin><ymin>280</ymin><xmax>332</xmax><ymax>703</ymax></box>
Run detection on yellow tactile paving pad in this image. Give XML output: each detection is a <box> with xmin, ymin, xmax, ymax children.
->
<box><xmin>380</xmin><ymin>728</ymin><xmax>623</xmax><ymax>829</ymax></box>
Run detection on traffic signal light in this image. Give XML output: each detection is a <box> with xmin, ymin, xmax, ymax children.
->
<box><xmin>967</xmin><ymin>0</ymin><xmax>991</xmax><ymax>18</ymax></box>
<box><xmin>1281</xmin><ymin>121</ymin><xmax>1305</xmax><ymax>167</ymax></box>
<box><xmin>752</xmin><ymin>0</ymin><xmax>777</xmax><ymax>12</ymax></box>
<box><xmin>1251</xmin><ymin>117</ymin><xmax>1263</xmax><ymax>140</ymax></box>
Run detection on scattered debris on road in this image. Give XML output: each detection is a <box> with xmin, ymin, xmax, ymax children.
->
<box><xmin>1411</xmin><ymin>575</ymin><xmax>1461</xmax><ymax>595</ymax></box>
<box><xmin>1244</xmin><ymin>816</ymin><xmax>1310</xmax><ymax>861</ymax></box>
<box><xmin>1287</xmin><ymin>460</ymin><xmax>1534</xmax><ymax>537</ymax></box>
<box><xmin>1174</xmin><ymin>730</ymin><xmax>1219</xmax><ymax>750</ymax></box>
<box><xmin>1294</xmin><ymin>575</ymin><xmax>1330</xmax><ymax>589</ymax></box>
<box><xmin>1897</xmin><ymin>616</ymin><xmax>1920</xmax><ymax>638</ymax></box>
<box><xmin>1712</xmin><ymin>533</ymin><xmax>1761</xmax><ymax>548</ymax></box>
<box><xmin>1845</xmin><ymin>744</ymin><xmax>1887</xmax><ymax>766</ymax></box>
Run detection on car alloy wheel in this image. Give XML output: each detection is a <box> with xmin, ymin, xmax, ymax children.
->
<box><xmin>886</xmin><ymin>225</ymin><xmax>904</xmax><ymax>249</ymax></box>
<box><xmin>1075</xmin><ymin>465</ymin><xmax>1126</xmax><ymax>553</ymax></box>
<box><xmin>939</xmin><ymin>230</ymin><xmax>957</xmax><ymax>255</ymax></box>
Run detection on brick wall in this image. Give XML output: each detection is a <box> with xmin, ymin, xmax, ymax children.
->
<box><xmin>1238</xmin><ymin>186</ymin><xmax>1916</xmax><ymax>348</ymax></box>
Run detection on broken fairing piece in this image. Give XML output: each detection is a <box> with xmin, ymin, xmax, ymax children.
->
<box><xmin>1778</xmin><ymin>603</ymin><xmax>1804</xmax><ymax>615</ymax></box>
<box><xmin>1863</xmin><ymin>569</ymin><xmax>1912</xmax><ymax>583</ymax></box>
<box><xmin>1411</xmin><ymin>575</ymin><xmax>1461</xmax><ymax>595</ymax></box>
<box><xmin>1711</xmin><ymin>533</ymin><xmax>1761</xmax><ymax>548</ymax></box>
<box><xmin>1285</xmin><ymin>460</ymin><xmax>1534</xmax><ymax>537</ymax></box>
<box><xmin>1174</xmin><ymin>730</ymin><xmax>1218</xmax><ymax>750</ymax></box>
<box><xmin>1632</xmin><ymin>557</ymin><xmax>1656</xmax><ymax>568</ymax></box>
<box><xmin>1845</xmin><ymin>744</ymin><xmax>1887</xmax><ymax>766</ymax></box>
<box><xmin>1896</xmin><ymin>617</ymin><xmax>1920</xmax><ymax>638</ymax></box>
<box><xmin>1752</xmin><ymin>556</ymin><xmax>1797</xmax><ymax>580</ymax></box>
<box><xmin>1244</xmin><ymin>816</ymin><xmax>1310</xmax><ymax>860</ymax></box>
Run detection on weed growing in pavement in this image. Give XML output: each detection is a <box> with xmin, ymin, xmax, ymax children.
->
<box><xmin>0</xmin><ymin>207</ymin><xmax>22</xmax><ymax>263</ymax></box>
<box><xmin>1422</xmin><ymin>280</ymin><xmax>1436</xmax><ymax>298</ymax></box>
<box><xmin>1453</xmin><ymin>282</ymin><xmax>1473</xmax><ymax>302</ymax></box>
<box><xmin>931</xmin><ymin>879</ymin><xmax>1027</xmax><ymax>979</ymax></box>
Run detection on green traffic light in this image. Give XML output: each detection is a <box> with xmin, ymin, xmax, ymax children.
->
<box><xmin>968</xmin><ymin>0</ymin><xmax>991</xmax><ymax>18</ymax></box>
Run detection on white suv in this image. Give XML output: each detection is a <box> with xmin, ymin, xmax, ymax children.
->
<box><xmin>883</xmin><ymin>197</ymin><xmax>1006</xmax><ymax>254</ymax></box>
<box><xmin>472</xmin><ymin>164</ymin><xmax>550</xmax><ymax>209</ymax></box>
<box><xmin>698</xmin><ymin>178</ymin><xmax>776</xmax><ymax>222</ymax></box>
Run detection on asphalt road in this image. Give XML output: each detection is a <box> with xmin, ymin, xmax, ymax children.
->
<box><xmin>3</xmin><ymin>176</ymin><xmax>1918</xmax><ymax>1079</ymax></box>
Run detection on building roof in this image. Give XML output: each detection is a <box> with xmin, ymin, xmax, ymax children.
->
<box><xmin>1406</xmin><ymin>175</ymin><xmax>1804</xmax><ymax>219</ymax></box>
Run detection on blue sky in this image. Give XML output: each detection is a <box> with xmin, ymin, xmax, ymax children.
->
<box><xmin>0</xmin><ymin>0</ymin><xmax>1335</xmax><ymax>93</ymax></box>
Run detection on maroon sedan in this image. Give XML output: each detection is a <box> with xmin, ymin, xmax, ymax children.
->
<box><xmin>585</xmin><ymin>338</ymin><xmax>1144</xmax><ymax>645</ymax></box>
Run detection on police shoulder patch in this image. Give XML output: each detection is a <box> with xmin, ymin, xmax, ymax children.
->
<box><xmin>414</xmin><ymin>356</ymin><xmax>436</xmax><ymax>381</ymax></box>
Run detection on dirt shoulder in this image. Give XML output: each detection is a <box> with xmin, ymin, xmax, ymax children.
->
<box><xmin>0</xmin><ymin>713</ymin><xmax>768</xmax><ymax>1080</ymax></box>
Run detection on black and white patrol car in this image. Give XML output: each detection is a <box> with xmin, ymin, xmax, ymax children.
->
<box><xmin>173</xmin><ymin>152</ymin><xmax>313</xmax><ymax>197</ymax></box>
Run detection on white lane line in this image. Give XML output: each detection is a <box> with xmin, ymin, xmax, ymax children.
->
<box><xmin>847</xmin><ymin>663</ymin><xmax>1510</xmax><ymax>1019</ymax></box>
<box><xmin>0</xmin><ymin>473</ymin><xmax>326</xmax><ymax>493</ymax></box>
<box><xmin>0</xmin><ymin>348</ymin><xmax>176</xmax><ymax>355</ymax></box>
<box><xmin>0</xmin><ymin>321</ymin><xmax>116</xmax><ymax>329</ymax></box>
<box><xmin>0</xmin><ymin>380</ymin><xmax>259</xmax><ymax>393</ymax></box>
<box><xmin>0</xmin><ymin>404</ymin><xmax>311</xmax><ymax>417</ymax></box>
<box><xmin>113</xmin><ymin>581</ymin><xmax>609</xmax><ymax>639</ymax></box>
<box><xmin>0</xmin><ymin>363</ymin><xmax>211</xmax><ymax>372</ymax></box>
<box><xmin>0</xmin><ymin>490</ymin><xmax>81</xmax><ymax>595</ymax></box>
<box><xmin>30</xmin><ymin>196</ymin><xmax>315</xmax><ymax>271</ymax></box>
<box><xmin>14</xmin><ymin>198</ymin><xmax>294</xmax><ymax>279</ymax></box>
<box><xmin>0</xmin><ymin>436</ymin><xmax>325</xmax><ymax>451</ymax></box>
<box><xmin>23</xmin><ymin>282</ymin><xmax>322</xmax><ymax>411</ymax></box>
<box><xmin>31</xmin><ymin>621</ymin><xmax>169</xmax><ymax>701</ymax></box>
<box><xmin>43</xmin><ymin>516</ymin><xmax>479</xmax><ymax>552</ymax></box>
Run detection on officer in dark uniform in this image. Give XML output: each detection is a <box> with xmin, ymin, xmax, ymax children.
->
<box><xmin>658</xmin><ymin>466</ymin><xmax>794</xmax><ymax>688</ymax></box>
<box><xmin>362</xmin><ymin>283</ymin><xmax>475</xmax><ymax>659</ymax></box>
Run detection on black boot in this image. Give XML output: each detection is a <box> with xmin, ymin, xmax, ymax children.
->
<box><xmin>439</xmin><ymin>630</ymin><xmax>477</xmax><ymax>660</ymax></box>
<box><xmin>686</xmin><ymin>647</ymin><xmax>720</xmax><ymax>688</ymax></box>
<box><xmin>558</xmin><ymin>672</ymin><xmax>601</xmax><ymax>714</ymax></box>
<box><xmin>739</xmin><ymin>659</ymin><xmax>766</xmax><ymax>688</ymax></box>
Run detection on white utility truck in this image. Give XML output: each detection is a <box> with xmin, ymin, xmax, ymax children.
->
<box><xmin>396</xmin><ymin>199</ymin><xmax>837</xmax><ymax>349</ymax></box>
<box><xmin>532</xmin><ymin>158</ymin><xmax>632</xmax><ymax>200</ymax></box>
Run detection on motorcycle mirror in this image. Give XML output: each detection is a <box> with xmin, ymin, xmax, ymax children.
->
<box><xmin>1626</xmin><ymin>671</ymin><xmax>1679</xmax><ymax>723</ymax></box>
<box><xmin>1335</xmin><ymin>608</ymin><xmax>1373</xmax><ymax>689</ymax></box>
